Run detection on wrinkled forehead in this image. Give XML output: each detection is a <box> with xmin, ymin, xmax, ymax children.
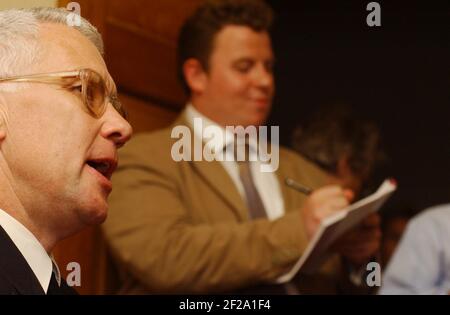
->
<box><xmin>35</xmin><ymin>23</ymin><xmax>116</xmax><ymax>90</ymax></box>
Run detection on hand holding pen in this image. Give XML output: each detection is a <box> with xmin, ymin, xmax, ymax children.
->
<box><xmin>285</xmin><ymin>177</ymin><xmax>354</xmax><ymax>240</ymax></box>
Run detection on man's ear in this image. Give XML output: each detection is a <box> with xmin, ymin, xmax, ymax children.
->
<box><xmin>183</xmin><ymin>58</ymin><xmax>207</xmax><ymax>94</ymax></box>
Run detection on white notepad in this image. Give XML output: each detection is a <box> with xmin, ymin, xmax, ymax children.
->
<box><xmin>277</xmin><ymin>179</ymin><xmax>397</xmax><ymax>283</ymax></box>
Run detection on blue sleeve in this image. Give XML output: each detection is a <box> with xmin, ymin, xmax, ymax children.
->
<box><xmin>379</xmin><ymin>211</ymin><xmax>445</xmax><ymax>295</ymax></box>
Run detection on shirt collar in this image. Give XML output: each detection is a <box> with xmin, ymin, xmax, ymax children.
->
<box><xmin>0</xmin><ymin>209</ymin><xmax>60</xmax><ymax>293</ymax></box>
<box><xmin>185</xmin><ymin>103</ymin><xmax>259</xmax><ymax>156</ymax></box>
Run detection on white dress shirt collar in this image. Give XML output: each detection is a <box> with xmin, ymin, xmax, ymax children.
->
<box><xmin>185</xmin><ymin>103</ymin><xmax>233</xmax><ymax>152</ymax></box>
<box><xmin>185</xmin><ymin>103</ymin><xmax>260</xmax><ymax>158</ymax></box>
<box><xmin>0</xmin><ymin>208</ymin><xmax>60</xmax><ymax>293</ymax></box>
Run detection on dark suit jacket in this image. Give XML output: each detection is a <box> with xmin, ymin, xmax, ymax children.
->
<box><xmin>0</xmin><ymin>225</ymin><xmax>77</xmax><ymax>295</ymax></box>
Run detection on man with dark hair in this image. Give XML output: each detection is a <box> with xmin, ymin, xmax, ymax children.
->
<box><xmin>177</xmin><ymin>0</ymin><xmax>273</xmax><ymax>94</ymax></box>
<box><xmin>104</xmin><ymin>0</ymin><xmax>378</xmax><ymax>294</ymax></box>
<box><xmin>292</xmin><ymin>105</ymin><xmax>384</xmax><ymax>196</ymax></box>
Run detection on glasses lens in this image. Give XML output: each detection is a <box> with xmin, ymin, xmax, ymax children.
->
<box><xmin>82</xmin><ymin>70</ymin><xmax>106</xmax><ymax>117</ymax></box>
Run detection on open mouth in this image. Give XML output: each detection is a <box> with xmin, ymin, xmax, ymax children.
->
<box><xmin>86</xmin><ymin>159</ymin><xmax>116</xmax><ymax>180</ymax></box>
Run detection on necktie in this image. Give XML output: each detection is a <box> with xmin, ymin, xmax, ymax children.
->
<box><xmin>236</xmin><ymin>143</ymin><xmax>267</xmax><ymax>219</ymax></box>
<box><xmin>47</xmin><ymin>272</ymin><xmax>61</xmax><ymax>295</ymax></box>
<box><xmin>47</xmin><ymin>270</ymin><xmax>79</xmax><ymax>295</ymax></box>
<box><xmin>235</xmin><ymin>141</ymin><xmax>300</xmax><ymax>295</ymax></box>
<box><xmin>47</xmin><ymin>261</ymin><xmax>62</xmax><ymax>295</ymax></box>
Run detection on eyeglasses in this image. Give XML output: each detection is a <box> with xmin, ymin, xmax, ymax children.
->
<box><xmin>0</xmin><ymin>68</ymin><xmax>127</xmax><ymax>119</ymax></box>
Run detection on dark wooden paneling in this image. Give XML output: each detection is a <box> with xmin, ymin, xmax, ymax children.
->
<box><xmin>104</xmin><ymin>0</ymin><xmax>202</xmax><ymax>108</ymax></box>
<box><xmin>120</xmin><ymin>93</ymin><xmax>178</xmax><ymax>133</ymax></box>
<box><xmin>108</xmin><ymin>0</ymin><xmax>202</xmax><ymax>42</ymax></box>
<box><xmin>105</xmin><ymin>21</ymin><xmax>185</xmax><ymax>109</ymax></box>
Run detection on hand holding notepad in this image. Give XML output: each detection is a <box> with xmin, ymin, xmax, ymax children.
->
<box><xmin>278</xmin><ymin>179</ymin><xmax>397</xmax><ymax>283</ymax></box>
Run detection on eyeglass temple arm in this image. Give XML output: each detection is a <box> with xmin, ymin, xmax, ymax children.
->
<box><xmin>0</xmin><ymin>72</ymin><xmax>80</xmax><ymax>85</ymax></box>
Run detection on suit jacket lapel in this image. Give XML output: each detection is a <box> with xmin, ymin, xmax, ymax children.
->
<box><xmin>0</xmin><ymin>225</ymin><xmax>45</xmax><ymax>295</ymax></box>
<box><xmin>275</xmin><ymin>166</ymin><xmax>291</xmax><ymax>212</ymax></box>
<box><xmin>172</xmin><ymin>112</ymin><xmax>249</xmax><ymax>221</ymax></box>
<box><xmin>190</xmin><ymin>158</ymin><xmax>249</xmax><ymax>221</ymax></box>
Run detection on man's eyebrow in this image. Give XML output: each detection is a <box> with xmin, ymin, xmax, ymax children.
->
<box><xmin>233</xmin><ymin>57</ymin><xmax>253</xmax><ymax>63</ymax></box>
<box><xmin>233</xmin><ymin>56</ymin><xmax>275</xmax><ymax>63</ymax></box>
<box><xmin>231</xmin><ymin>58</ymin><xmax>254</xmax><ymax>66</ymax></box>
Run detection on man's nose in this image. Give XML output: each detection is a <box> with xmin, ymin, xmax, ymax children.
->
<box><xmin>101</xmin><ymin>104</ymin><xmax>133</xmax><ymax>148</ymax></box>
<box><xmin>254</xmin><ymin>63</ymin><xmax>274</xmax><ymax>89</ymax></box>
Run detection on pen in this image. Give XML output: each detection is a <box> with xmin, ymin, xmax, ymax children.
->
<box><xmin>285</xmin><ymin>177</ymin><xmax>313</xmax><ymax>196</ymax></box>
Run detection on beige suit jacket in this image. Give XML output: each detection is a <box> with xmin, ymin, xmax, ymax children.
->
<box><xmin>103</xmin><ymin>112</ymin><xmax>342</xmax><ymax>294</ymax></box>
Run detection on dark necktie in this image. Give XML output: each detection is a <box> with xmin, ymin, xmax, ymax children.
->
<box><xmin>47</xmin><ymin>271</ymin><xmax>61</xmax><ymax>295</ymax></box>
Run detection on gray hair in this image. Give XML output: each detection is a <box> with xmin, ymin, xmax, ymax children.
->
<box><xmin>0</xmin><ymin>7</ymin><xmax>104</xmax><ymax>79</ymax></box>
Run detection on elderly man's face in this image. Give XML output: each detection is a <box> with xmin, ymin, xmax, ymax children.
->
<box><xmin>0</xmin><ymin>23</ymin><xmax>132</xmax><ymax>236</ymax></box>
<box><xmin>195</xmin><ymin>25</ymin><xmax>275</xmax><ymax>127</ymax></box>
